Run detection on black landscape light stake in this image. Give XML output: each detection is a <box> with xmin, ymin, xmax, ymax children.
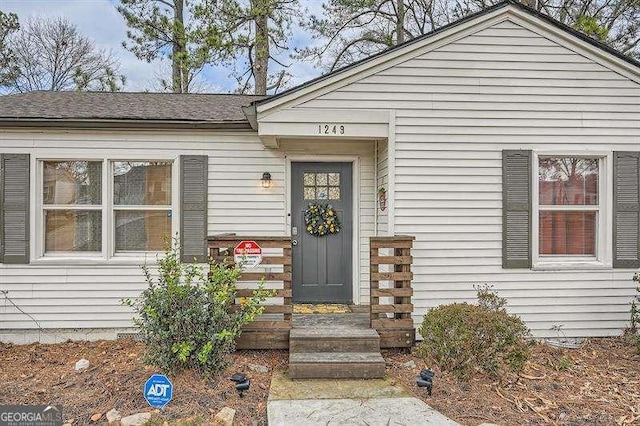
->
<box><xmin>230</xmin><ymin>372</ymin><xmax>250</xmax><ymax>397</ymax></box>
<box><xmin>417</xmin><ymin>368</ymin><xmax>435</xmax><ymax>396</ymax></box>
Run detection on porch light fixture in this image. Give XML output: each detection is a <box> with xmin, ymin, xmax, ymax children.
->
<box><xmin>261</xmin><ymin>172</ymin><xmax>272</xmax><ymax>188</ymax></box>
<box><xmin>417</xmin><ymin>368</ymin><xmax>435</xmax><ymax>396</ymax></box>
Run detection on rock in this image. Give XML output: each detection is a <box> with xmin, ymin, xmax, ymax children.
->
<box><xmin>247</xmin><ymin>363</ymin><xmax>269</xmax><ymax>374</ymax></box>
<box><xmin>402</xmin><ymin>360</ymin><xmax>417</xmax><ymax>369</ymax></box>
<box><xmin>120</xmin><ymin>412</ymin><xmax>152</xmax><ymax>426</ymax></box>
<box><xmin>74</xmin><ymin>359</ymin><xmax>90</xmax><ymax>373</ymax></box>
<box><xmin>90</xmin><ymin>413</ymin><xmax>102</xmax><ymax>422</ymax></box>
<box><xmin>212</xmin><ymin>407</ymin><xmax>235</xmax><ymax>426</ymax></box>
<box><xmin>258</xmin><ymin>382</ymin><xmax>267</xmax><ymax>390</ymax></box>
<box><xmin>106</xmin><ymin>409</ymin><xmax>121</xmax><ymax>423</ymax></box>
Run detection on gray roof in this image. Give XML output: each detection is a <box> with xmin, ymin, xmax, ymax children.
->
<box><xmin>0</xmin><ymin>91</ymin><xmax>265</xmax><ymax>129</ymax></box>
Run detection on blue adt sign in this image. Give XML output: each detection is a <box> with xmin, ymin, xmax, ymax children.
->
<box><xmin>144</xmin><ymin>374</ymin><xmax>173</xmax><ymax>408</ymax></box>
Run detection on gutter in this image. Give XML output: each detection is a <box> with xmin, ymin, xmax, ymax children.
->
<box><xmin>0</xmin><ymin>118</ymin><xmax>255</xmax><ymax>131</ymax></box>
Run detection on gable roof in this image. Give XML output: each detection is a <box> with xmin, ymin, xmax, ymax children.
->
<box><xmin>0</xmin><ymin>91</ymin><xmax>264</xmax><ymax>129</ymax></box>
<box><xmin>253</xmin><ymin>0</ymin><xmax>640</xmax><ymax>112</ymax></box>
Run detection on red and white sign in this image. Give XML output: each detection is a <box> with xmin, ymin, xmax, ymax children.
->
<box><xmin>234</xmin><ymin>240</ymin><xmax>263</xmax><ymax>268</ymax></box>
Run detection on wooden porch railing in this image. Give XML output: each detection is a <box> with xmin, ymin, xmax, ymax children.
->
<box><xmin>208</xmin><ymin>235</ymin><xmax>292</xmax><ymax>350</ymax></box>
<box><xmin>370</xmin><ymin>235</ymin><xmax>416</xmax><ymax>348</ymax></box>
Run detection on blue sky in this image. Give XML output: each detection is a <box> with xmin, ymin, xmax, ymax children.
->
<box><xmin>0</xmin><ymin>0</ymin><xmax>326</xmax><ymax>92</ymax></box>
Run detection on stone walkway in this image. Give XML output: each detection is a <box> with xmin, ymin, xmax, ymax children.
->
<box><xmin>267</xmin><ymin>369</ymin><xmax>460</xmax><ymax>426</ymax></box>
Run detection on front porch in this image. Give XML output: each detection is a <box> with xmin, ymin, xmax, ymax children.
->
<box><xmin>207</xmin><ymin>234</ymin><xmax>416</xmax><ymax>352</ymax></box>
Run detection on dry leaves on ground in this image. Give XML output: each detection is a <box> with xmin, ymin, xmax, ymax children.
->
<box><xmin>0</xmin><ymin>339</ymin><xmax>287</xmax><ymax>425</ymax></box>
<box><xmin>385</xmin><ymin>337</ymin><xmax>640</xmax><ymax>425</ymax></box>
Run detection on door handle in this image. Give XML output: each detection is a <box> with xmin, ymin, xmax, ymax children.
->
<box><xmin>292</xmin><ymin>239</ymin><xmax>298</xmax><ymax>246</ymax></box>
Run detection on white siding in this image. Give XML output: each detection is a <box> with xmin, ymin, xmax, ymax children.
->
<box><xmin>0</xmin><ymin>130</ymin><xmax>375</xmax><ymax>337</ymax></box>
<box><xmin>293</xmin><ymin>19</ymin><xmax>640</xmax><ymax>338</ymax></box>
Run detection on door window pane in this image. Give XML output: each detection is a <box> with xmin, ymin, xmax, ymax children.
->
<box><xmin>115</xmin><ymin>210</ymin><xmax>171</xmax><ymax>251</ymax></box>
<box><xmin>45</xmin><ymin>210</ymin><xmax>102</xmax><ymax>252</ymax></box>
<box><xmin>43</xmin><ymin>161</ymin><xmax>102</xmax><ymax>205</ymax></box>
<box><xmin>316</xmin><ymin>173</ymin><xmax>328</xmax><ymax>186</ymax></box>
<box><xmin>304</xmin><ymin>187</ymin><xmax>315</xmax><ymax>200</ymax></box>
<box><xmin>316</xmin><ymin>187</ymin><xmax>328</xmax><ymax>200</ymax></box>
<box><xmin>329</xmin><ymin>187</ymin><xmax>340</xmax><ymax>200</ymax></box>
<box><xmin>539</xmin><ymin>158</ymin><xmax>598</xmax><ymax>205</ymax></box>
<box><xmin>113</xmin><ymin>161</ymin><xmax>172</xmax><ymax>205</ymax></box>
<box><xmin>539</xmin><ymin>211</ymin><xmax>596</xmax><ymax>255</ymax></box>
<box><xmin>303</xmin><ymin>173</ymin><xmax>315</xmax><ymax>186</ymax></box>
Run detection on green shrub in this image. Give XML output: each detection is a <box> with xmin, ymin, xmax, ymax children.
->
<box><xmin>123</xmin><ymin>241</ymin><xmax>272</xmax><ymax>375</ymax></box>
<box><xmin>416</xmin><ymin>285</ymin><xmax>532</xmax><ymax>380</ymax></box>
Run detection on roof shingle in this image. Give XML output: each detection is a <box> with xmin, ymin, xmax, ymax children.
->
<box><xmin>0</xmin><ymin>91</ymin><xmax>264</xmax><ymax>125</ymax></box>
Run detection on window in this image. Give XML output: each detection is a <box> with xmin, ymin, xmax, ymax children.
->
<box><xmin>536</xmin><ymin>156</ymin><xmax>604</xmax><ymax>263</ymax></box>
<box><xmin>113</xmin><ymin>161</ymin><xmax>172</xmax><ymax>252</ymax></box>
<box><xmin>40</xmin><ymin>159</ymin><xmax>174</xmax><ymax>258</ymax></box>
<box><xmin>43</xmin><ymin>161</ymin><xmax>103</xmax><ymax>253</ymax></box>
<box><xmin>303</xmin><ymin>172</ymin><xmax>341</xmax><ymax>200</ymax></box>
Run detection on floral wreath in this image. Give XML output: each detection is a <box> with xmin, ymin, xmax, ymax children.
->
<box><xmin>304</xmin><ymin>202</ymin><xmax>341</xmax><ymax>236</ymax></box>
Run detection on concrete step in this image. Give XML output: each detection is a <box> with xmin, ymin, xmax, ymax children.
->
<box><xmin>289</xmin><ymin>352</ymin><xmax>386</xmax><ymax>379</ymax></box>
<box><xmin>289</xmin><ymin>327</ymin><xmax>380</xmax><ymax>353</ymax></box>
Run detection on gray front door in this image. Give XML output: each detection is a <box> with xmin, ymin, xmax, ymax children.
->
<box><xmin>291</xmin><ymin>162</ymin><xmax>353</xmax><ymax>303</ymax></box>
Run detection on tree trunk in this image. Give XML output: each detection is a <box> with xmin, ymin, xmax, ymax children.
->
<box><xmin>252</xmin><ymin>0</ymin><xmax>269</xmax><ymax>95</ymax></box>
<box><xmin>396</xmin><ymin>0</ymin><xmax>405</xmax><ymax>45</ymax></box>
<box><xmin>172</xmin><ymin>0</ymin><xmax>186</xmax><ymax>93</ymax></box>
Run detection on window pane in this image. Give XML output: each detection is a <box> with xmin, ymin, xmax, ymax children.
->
<box><xmin>316</xmin><ymin>173</ymin><xmax>328</xmax><ymax>186</ymax></box>
<box><xmin>539</xmin><ymin>211</ymin><xmax>596</xmax><ymax>255</ymax></box>
<box><xmin>115</xmin><ymin>210</ymin><xmax>171</xmax><ymax>251</ymax></box>
<box><xmin>303</xmin><ymin>173</ymin><xmax>315</xmax><ymax>186</ymax></box>
<box><xmin>316</xmin><ymin>187</ymin><xmax>328</xmax><ymax>200</ymax></box>
<box><xmin>329</xmin><ymin>187</ymin><xmax>340</xmax><ymax>200</ymax></box>
<box><xmin>303</xmin><ymin>187</ymin><xmax>315</xmax><ymax>200</ymax></box>
<box><xmin>43</xmin><ymin>161</ymin><xmax>102</xmax><ymax>205</ymax></box>
<box><xmin>45</xmin><ymin>210</ymin><xmax>101</xmax><ymax>252</ymax></box>
<box><xmin>113</xmin><ymin>161</ymin><xmax>172</xmax><ymax>205</ymax></box>
<box><xmin>539</xmin><ymin>158</ymin><xmax>598</xmax><ymax>205</ymax></box>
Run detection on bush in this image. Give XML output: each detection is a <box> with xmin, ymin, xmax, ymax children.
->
<box><xmin>123</xmin><ymin>241</ymin><xmax>272</xmax><ymax>375</ymax></box>
<box><xmin>416</xmin><ymin>285</ymin><xmax>532</xmax><ymax>380</ymax></box>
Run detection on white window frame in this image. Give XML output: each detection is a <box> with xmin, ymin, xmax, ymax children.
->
<box><xmin>34</xmin><ymin>156</ymin><xmax>179</xmax><ymax>264</ymax></box>
<box><xmin>532</xmin><ymin>151</ymin><xmax>613</xmax><ymax>270</ymax></box>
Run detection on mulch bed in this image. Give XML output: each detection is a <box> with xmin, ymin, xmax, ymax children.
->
<box><xmin>385</xmin><ymin>337</ymin><xmax>640</xmax><ymax>425</ymax></box>
<box><xmin>2</xmin><ymin>337</ymin><xmax>639</xmax><ymax>425</ymax></box>
<box><xmin>0</xmin><ymin>339</ymin><xmax>287</xmax><ymax>425</ymax></box>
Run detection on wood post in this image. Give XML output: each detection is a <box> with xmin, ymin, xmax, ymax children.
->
<box><xmin>370</xmin><ymin>235</ymin><xmax>416</xmax><ymax>348</ymax></box>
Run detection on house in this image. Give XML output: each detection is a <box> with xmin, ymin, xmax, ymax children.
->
<box><xmin>1</xmin><ymin>0</ymin><xmax>640</xmax><ymax>344</ymax></box>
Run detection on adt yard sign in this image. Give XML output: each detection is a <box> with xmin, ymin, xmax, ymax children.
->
<box><xmin>144</xmin><ymin>374</ymin><xmax>173</xmax><ymax>408</ymax></box>
<box><xmin>234</xmin><ymin>240</ymin><xmax>263</xmax><ymax>268</ymax></box>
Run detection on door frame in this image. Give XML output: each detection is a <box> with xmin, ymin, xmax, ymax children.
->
<box><xmin>285</xmin><ymin>155</ymin><xmax>361</xmax><ymax>305</ymax></box>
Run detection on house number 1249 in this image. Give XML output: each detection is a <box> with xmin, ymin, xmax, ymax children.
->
<box><xmin>318</xmin><ymin>124</ymin><xmax>345</xmax><ymax>135</ymax></box>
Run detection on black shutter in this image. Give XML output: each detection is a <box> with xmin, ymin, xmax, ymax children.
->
<box><xmin>613</xmin><ymin>152</ymin><xmax>640</xmax><ymax>268</ymax></box>
<box><xmin>502</xmin><ymin>150</ymin><xmax>532</xmax><ymax>268</ymax></box>
<box><xmin>180</xmin><ymin>155</ymin><xmax>208</xmax><ymax>263</ymax></box>
<box><xmin>1</xmin><ymin>154</ymin><xmax>30</xmax><ymax>264</ymax></box>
